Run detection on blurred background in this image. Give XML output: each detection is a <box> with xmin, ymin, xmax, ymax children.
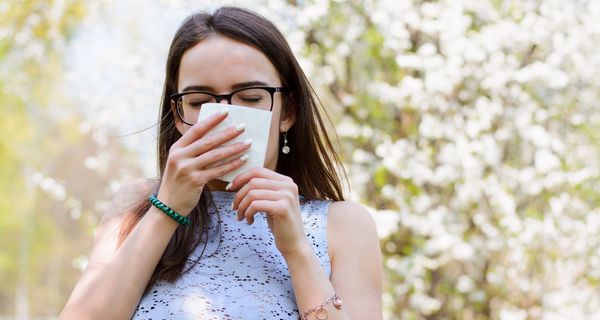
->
<box><xmin>2</xmin><ymin>0</ymin><xmax>600</xmax><ymax>319</ymax></box>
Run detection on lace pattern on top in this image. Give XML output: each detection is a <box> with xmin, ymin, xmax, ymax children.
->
<box><xmin>132</xmin><ymin>191</ymin><xmax>332</xmax><ymax>320</ymax></box>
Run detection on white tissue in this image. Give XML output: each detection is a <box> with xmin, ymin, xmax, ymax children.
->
<box><xmin>197</xmin><ymin>103</ymin><xmax>272</xmax><ymax>182</ymax></box>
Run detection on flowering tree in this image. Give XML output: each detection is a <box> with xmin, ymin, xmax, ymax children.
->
<box><xmin>280</xmin><ymin>0</ymin><xmax>600</xmax><ymax>318</ymax></box>
<box><xmin>5</xmin><ymin>0</ymin><xmax>600</xmax><ymax>318</ymax></box>
<box><xmin>51</xmin><ymin>0</ymin><xmax>600</xmax><ymax>318</ymax></box>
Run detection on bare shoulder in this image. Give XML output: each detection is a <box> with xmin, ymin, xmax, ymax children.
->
<box><xmin>80</xmin><ymin>178</ymin><xmax>154</xmax><ymax>264</ymax></box>
<box><xmin>327</xmin><ymin>200</ymin><xmax>379</xmax><ymax>259</ymax></box>
<box><xmin>64</xmin><ymin>178</ymin><xmax>157</xmax><ymax>313</ymax></box>
<box><xmin>71</xmin><ymin>178</ymin><xmax>158</xmax><ymax>295</ymax></box>
<box><xmin>328</xmin><ymin>200</ymin><xmax>375</xmax><ymax>221</ymax></box>
<box><xmin>327</xmin><ymin>200</ymin><xmax>378</xmax><ymax>239</ymax></box>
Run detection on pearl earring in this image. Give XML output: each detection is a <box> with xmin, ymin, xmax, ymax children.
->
<box><xmin>281</xmin><ymin>131</ymin><xmax>290</xmax><ymax>154</ymax></box>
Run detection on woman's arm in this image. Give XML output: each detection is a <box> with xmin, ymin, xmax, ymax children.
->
<box><xmin>60</xmin><ymin>180</ymin><xmax>180</xmax><ymax>320</ymax></box>
<box><xmin>285</xmin><ymin>200</ymin><xmax>383</xmax><ymax>320</ymax></box>
<box><xmin>328</xmin><ymin>201</ymin><xmax>383</xmax><ymax>318</ymax></box>
<box><xmin>229</xmin><ymin>167</ymin><xmax>383</xmax><ymax>319</ymax></box>
<box><xmin>62</xmin><ymin>110</ymin><xmax>251</xmax><ymax>319</ymax></box>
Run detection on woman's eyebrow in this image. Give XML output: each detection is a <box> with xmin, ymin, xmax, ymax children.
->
<box><xmin>181</xmin><ymin>81</ymin><xmax>269</xmax><ymax>93</ymax></box>
<box><xmin>182</xmin><ymin>85</ymin><xmax>213</xmax><ymax>92</ymax></box>
<box><xmin>231</xmin><ymin>81</ymin><xmax>269</xmax><ymax>90</ymax></box>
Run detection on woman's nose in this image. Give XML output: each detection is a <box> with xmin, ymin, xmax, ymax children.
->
<box><xmin>215</xmin><ymin>97</ymin><xmax>231</xmax><ymax>105</ymax></box>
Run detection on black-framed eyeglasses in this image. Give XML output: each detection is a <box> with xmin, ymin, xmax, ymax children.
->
<box><xmin>171</xmin><ymin>86</ymin><xmax>288</xmax><ymax>126</ymax></box>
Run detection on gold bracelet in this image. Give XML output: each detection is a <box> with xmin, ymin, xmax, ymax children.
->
<box><xmin>299</xmin><ymin>293</ymin><xmax>343</xmax><ymax>320</ymax></box>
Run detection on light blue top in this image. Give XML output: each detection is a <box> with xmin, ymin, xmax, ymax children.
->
<box><xmin>132</xmin><ymin>191</ymin><xmax>332</xmax><ymax>320</ymax></box>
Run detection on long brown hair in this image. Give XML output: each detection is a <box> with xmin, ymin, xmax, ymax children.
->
<box><xmin>118</xmin><ymin>6</ymin><xmax>346</xmax><ymax>295</ymax></box>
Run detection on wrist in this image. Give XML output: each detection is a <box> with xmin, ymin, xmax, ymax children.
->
<box><xmin>155</xmin><ymin>190</ymin><xmax>193</xmax><ymax>217</ymax></box>
<box><xmin>147</xmin><ymin>205</ymin><xmax>180</xmax><ymax>228</ymax></box>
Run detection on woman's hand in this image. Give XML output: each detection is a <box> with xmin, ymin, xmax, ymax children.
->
<box><xmin>228</xmin><ymin>167</ymin><xmax>311</xmax><ymax>258</ymax></box>
<box><xmin>157</xmin><ymin>109</ymin><xmax>252</xmax><ymax>216</ymax></box>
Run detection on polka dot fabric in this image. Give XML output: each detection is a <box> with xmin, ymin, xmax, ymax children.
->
<box><xmin>132</xmin><ymin>191</ymin><xmax>332</xmax><ymax>320</ymax></box>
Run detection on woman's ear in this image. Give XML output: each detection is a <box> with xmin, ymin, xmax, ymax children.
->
<box><xmin>279</xmin><ymin>96</ymin><xmax>296</xmax><ymax>132</ymax></box>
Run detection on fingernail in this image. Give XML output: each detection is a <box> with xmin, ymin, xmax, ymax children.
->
<box><xmin>230</xmin><ymin>202</ymin><xmax>234</xmax><ymax>210</ymax></box>
<box><xmin>225</xmin><ymin>182</ymin><xmax>233</xmax><ymax>190</ymax></box>
<box><xmin>235</xmin><ymin>123</ymin><xmax>246</xmax><ymax>132</ymax></box>
<box><xmin>239</xmin><ymin>154</ymin><xmax>249</xmax><ymax>162</ymax></box>
<box><xmin>244</xmin><ymin>138</ymin><xmax>253</xmax><ymax>146</ymax></box>
<box><xmin>219</xmin><ymin>107</ymin><xmax>230</xmax><ymax>116</ymax></box>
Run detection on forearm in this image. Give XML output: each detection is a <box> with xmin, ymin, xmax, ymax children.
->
<box><xmin>62</xmin><ymin>207</ymin><xmax>179</xmax><ymax>319</ymax></box>
<box><xmin>285</xmin><ymin>244</ymin><xmax>350</xmax><ymax>320</ymax></box>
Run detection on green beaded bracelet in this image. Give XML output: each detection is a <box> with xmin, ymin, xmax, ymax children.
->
<box><xmin>148</xmin><ymin>194</ymin><xmax>191</xmax><ymax>226</ymax></box>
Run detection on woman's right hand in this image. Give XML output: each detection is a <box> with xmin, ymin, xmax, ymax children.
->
<box><xmin>156</xmin><ymin>108</ymin><xmax>251</xmax><ymax>216</ymax></box>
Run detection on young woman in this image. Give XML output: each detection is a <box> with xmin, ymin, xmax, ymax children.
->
<box><xmin>61</xmin><ymin>6</ymin><xmax>382</xmax><ymax>320</ymax></box>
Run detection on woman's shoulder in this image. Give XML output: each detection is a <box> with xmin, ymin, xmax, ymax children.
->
<box><xmin>327</xmin><ymin>200</ymin><xmax>376</xmax><ymax>229</ymax></box>
<box><xmin>301</xmin><ymin>198</ymin><xmax>376</xmax><ymax>229</ymax></box>
<box><xmin>326</xmin><ymin>200</ymin><xmax>379</xmax><ymax>259</ymax></box>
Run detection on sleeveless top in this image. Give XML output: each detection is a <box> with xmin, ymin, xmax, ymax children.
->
<box><xmin>132</xmin><ymin>191</ymin><xmax>332</xmax><ymax>320</ymax></box>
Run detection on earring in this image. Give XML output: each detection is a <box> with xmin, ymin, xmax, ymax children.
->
<box><xmin>281</xmin><ymin>131</ymin><xmax>290</xmax><ymax>154</ymax></box>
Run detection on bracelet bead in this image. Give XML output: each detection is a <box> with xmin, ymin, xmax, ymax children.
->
<box><xmin>300</xmin><ymin>293</ymin><xmax>343</xmax><ymax>320</ymax></box>
<box><xmin>148</xmin><ymin>194</ymin><xmax>191</xmax><ymax>226</ymax></box>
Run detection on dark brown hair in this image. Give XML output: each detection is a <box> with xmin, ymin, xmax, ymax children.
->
<box><xmin>118</xmin><ymin>6</ymin><xmax>346</xmax><ymax>295</ymax></box>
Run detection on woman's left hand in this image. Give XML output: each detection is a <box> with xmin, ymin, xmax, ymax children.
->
<box><xmin>228</xmin><ymin>167</ymin><xmax>310</xmax><ymax>258</ymax></box>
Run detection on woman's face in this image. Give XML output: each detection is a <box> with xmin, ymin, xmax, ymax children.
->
<box><xmin>174</xmin><ymin>35</ymin><xmax>294</xmax><ymax>173</ymax></box>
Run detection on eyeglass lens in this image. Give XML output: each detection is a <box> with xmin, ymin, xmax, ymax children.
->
<box><xmin>177</xmin><ymin>88</ymin><xmax>272</xmax><ymax>124</ymax></box>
